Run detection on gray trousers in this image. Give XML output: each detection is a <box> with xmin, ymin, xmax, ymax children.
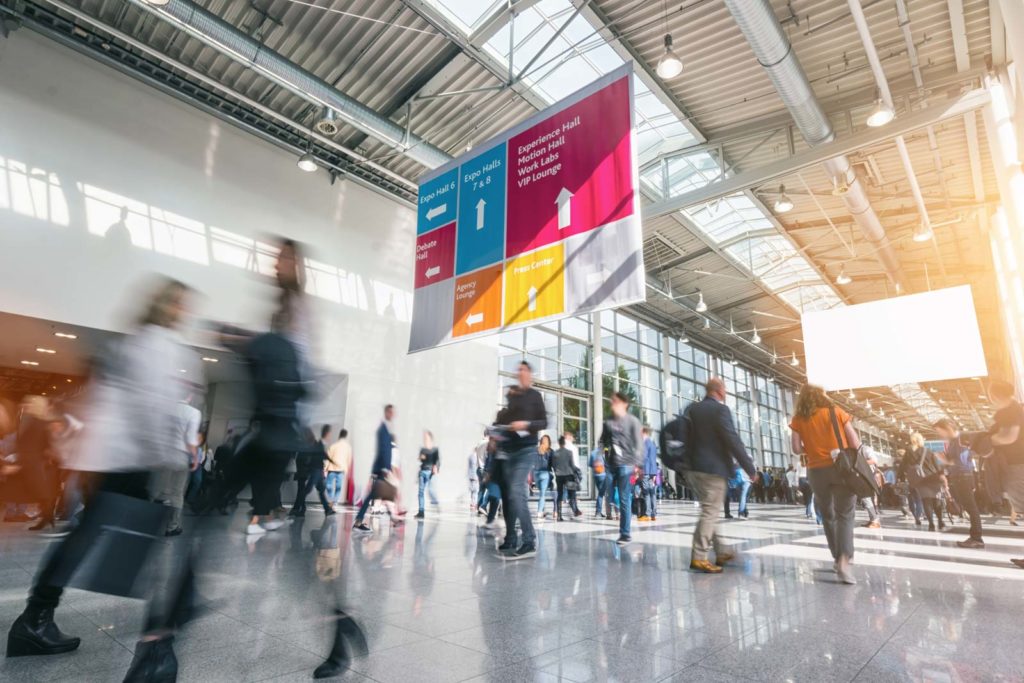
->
<box><xmin>808</xmin><ymin>464</ymin><xmax>856</xmax><ymax>561</ymax></box>
<box><xmin>1004</xmin><ymin>464</ymin><xmax>1024</xmax><ymax>514</ymax></box>
<box><xmin>687</xmin><ymin>470</ymin><xmax>727</xmax><ymax>561</ymax></box>
<box><xmin>153</xmin><ymin>468</ymin><xmax>190</xmax><ymax>531</ymax></box>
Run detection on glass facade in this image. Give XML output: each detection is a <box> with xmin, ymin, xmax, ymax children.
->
<box><xmin>497</xmin><ymin>309</ymin><xmax>898</xmax><ymax>468</ymax></box>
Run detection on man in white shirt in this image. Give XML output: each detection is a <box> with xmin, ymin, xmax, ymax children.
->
<box><xmin>785</xmin><ymin>465</ymin><xmax>799</xmax><ymax>505</ymax></box>
<box><xmin>158</xmin><ymin>393</ymin><xmax>201</xmax><ymax>536</ymax></box>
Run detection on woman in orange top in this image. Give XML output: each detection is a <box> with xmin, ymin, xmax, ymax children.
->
<box><xmin>789</xmin><ymin>384</ymin><xmax>862</xmax><ymax>585</ymax></box>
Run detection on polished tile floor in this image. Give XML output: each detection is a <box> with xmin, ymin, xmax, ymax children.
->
<box><xmin>2</xmin><ymin>499</ymin><xmax>1024</xmax><ymax>682</ymax></box>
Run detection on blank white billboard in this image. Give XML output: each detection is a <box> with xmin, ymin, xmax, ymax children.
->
<box><xmin>803</xmin><ymin>285</ymin><xmax>987</xmax><ymax>390</ymax></box>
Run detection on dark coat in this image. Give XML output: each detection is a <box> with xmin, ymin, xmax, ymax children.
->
<box><xmin>681</xmin><ymin>397</ymin><xmax>756</xmax><ymax>480</ymax></box>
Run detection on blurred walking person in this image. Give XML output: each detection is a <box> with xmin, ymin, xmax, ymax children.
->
<box><xmin>415</xmin><ymin>430</ymin><xmax>440</xmax><ymax>519</ymax></box>
<box><xmin>5</xmin><ymin>278</ymin><xmax>196</xmax><ymax>675</ymax></box>
<box><xmin>325</xmin><ymin>429</ymin><xmax>351</xmax><ymax>508</ymax></box>
<box><xmin>292</xmin><ymin>424</ymin><xmax>334</xmax><ymax>518</ymax></box>
<box><xmin>352</xmin><ymin>405</ymin><xmax>402</xmax><ymax>533</ymax></box>
<box><xmin>154</xmin><ymin>391</ymin><xmax>201</xmax><ymax>537</ymax></box>
<box><xmin>533</xmin><ymin>434</ymin><xmax>553</xmax><ymax>520</ymax></box>
<box><xmin>551</xmin><ymin>436</ymin><xmax>581</xmax><ymax>521</ymax></box>
<box><xmin>601</xmin><ymin>392</ymin><xmax>644</xmax><ymax>546</ymax></box>
<box><xmin>495</xmin><ymin>361</ymin><xmax>547</xmax><ymax>560</ymax></box>
<box><xmin>935</xmin><ymin>418</ymin><xmax>984</xmax><ymax>548</ymax></box>
<box><xmin>639</xmin><ymin>426</ymin><xmax>659</xmax><ymax>521</ymax></box>
<box><xmin>589</xmin><ymin>444</ymin><xmax>609</xmax><ymax>518</ymax></box>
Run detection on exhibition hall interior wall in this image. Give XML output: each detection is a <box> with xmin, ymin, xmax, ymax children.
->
<box><xmin>0</xmin><ymin>32</ymin><xmax>499</xmax><ymax>503</ymax></box>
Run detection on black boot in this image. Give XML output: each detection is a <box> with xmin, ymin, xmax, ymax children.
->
<box><xmin>123</xmin><ymin>636</ymin><xmax>177</xmax><ymax>683</ymax></box>
<box><xmin>314</xmin><ymin>611</ymin><xmax>367</xmax><ymax>679</ymax></box>
<box><xmin>6</xmin><ymin>605</ymin><xmax>81</xmax><ymax>657</ymax></box>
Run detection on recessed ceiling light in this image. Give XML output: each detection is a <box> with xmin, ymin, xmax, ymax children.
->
<box><xmin>201</xmin><ymin>357</ymin><xmax>219</xmax><ymax>363</ymax></box>
<box><xmin>66</xmin><ymin>379</ymin><xmax>72</xmax><ymax>383</ymax></box>
<box><xmin>54</xmin><ymin>332</ymin><xmax>77</xmax><ymax>339</ymax></box>
<box><xmin>36</xmin><ymin>348</ymin><xmax>56</xmax><ymax>354</ymax></box>
<box><xmin>179</xmin><ymin>369</ymin><xmax>187</xmax><ymax>373</ymax></box>
<box><xmin>21</xmin><ymin>360</ymin><xmax>39</xmax><ymax>366</ymax></box>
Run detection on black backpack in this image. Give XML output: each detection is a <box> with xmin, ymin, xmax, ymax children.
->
<box><xmin>659</xmin><ymin>414</ymin><xmax>689</xmax><ymax>475</ymax></box>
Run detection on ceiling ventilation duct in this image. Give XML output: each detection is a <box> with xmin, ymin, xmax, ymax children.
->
<box><xmin>314</xmin><ymin>107</ymin><xmax>340</xmax><ymax>137</ymax></box>
<box><xmin>722</xmin><ymin>0</ymin><xmax>907</xmax><ymax>290</ymax></box>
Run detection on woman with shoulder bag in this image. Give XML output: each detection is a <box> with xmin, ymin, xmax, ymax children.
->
<box><xmin>906</xmin><ymin>432</ymin><xmax>948</xmax><ymax>532</ymax></box>
<box><xmin>550</xmin><ymin>436</ymin><xmax>582</xmax><ymax>521</ymax></box>
<box><xmin>789</xmin><ymin>384</ymin><xmax>862</xmax><ymax>585</ymax></box>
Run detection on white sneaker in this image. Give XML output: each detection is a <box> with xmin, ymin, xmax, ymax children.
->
<box><xmin>246</xmin><ymin>523</ymin><xmax>267</xmax><ymax>536</ymax></box>
<box><xmin>837</xmin><ymin>567</ymin><xmax>857</xmax><ymax>585</ymax></box>
<box><xmin>261</xmin><ymin>519</ymin><xmax>285</xmax><ymax>531</ymax></box>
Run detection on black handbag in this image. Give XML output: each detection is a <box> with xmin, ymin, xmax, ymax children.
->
<box><xmin>828</xmin><ymin>407</ymin><xmax>879</xmax><ymax>499</ymax></box>
<box><xmin>46</xmin><ymin>492</ymin><xmax>169</xmax><ymax>598</ymax></box>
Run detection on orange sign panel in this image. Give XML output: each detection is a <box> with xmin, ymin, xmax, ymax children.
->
<box><xmin>453</xmin><ymin>264</ymin><xmax>504</xmax><ymax>337</ymax></box>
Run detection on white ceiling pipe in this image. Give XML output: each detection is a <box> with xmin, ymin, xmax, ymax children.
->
<box><xmin>722</xmin><ymin>0</ymin><xmax>907</xmax><ymax>290</ymax></box>
<box><xmin>847</xmin><ymin>1</ymin><xmax>940</xmax><ymax>260</ymax></box>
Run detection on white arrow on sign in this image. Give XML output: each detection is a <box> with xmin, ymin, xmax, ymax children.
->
<box><xmin>466</xmin><ymin>312</ymin><xmax>484</xmax><ymax>326</ymax></box>
<box><xmin>476</xmin><ymin>199</ymin><xmax>486</xmax><ymax>230</ymax></box>
<box><xmin>425</xmin><ymin>266</ymin><xmax>441</xmax><ymax>279</ymax></box>
<box><xmin>426</xmin><ymin>203</ymin><xmax>447</xmax><ymax>221</ymax></box>
<box><xmin>555</xmin><ymin>187</ymin><xmax>573</xmax><ymax>229</ymax></box>
<box><xmin>586</xmin><ymin>267</ymin><xmax>612</xmax><ymax>288</ymax></box>
<box><xmin>527</xmin><ymin>286</ymin><xmax>538</xmax><ymax>312</ymax></box>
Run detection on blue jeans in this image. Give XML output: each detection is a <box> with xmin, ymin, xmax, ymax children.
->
<box><xmin>641</xmin><ymin>476</ymin><xmax>657</xmax><ymax>517</ymax></box>
<box><xmin>737</xmin><ymin>480</ymin><xmax>751</xmax><ymax>516</ymax></box>
<box><xmin>185</xmin><ymin>466</ymin><xmax>204</xmax><ymax>507</ymax></box>
<box><xmin>535</xmin><ymin>470</ymin><xmax>551</xmax><ymax>514</ymax></box>
<box><xmin>612</xmin><ymin>466</ymin><xmax>634</xmax><ymax>538</ymax></box>
<box><xmin>593</xmin><ymin>473</ymin><xmax>609</xmax><ymax>514</ymax></box>
<box><xmin>502</xmin><ymin>448</ymin><xmax>536</xmax><ymax>547</ymax></box>
<box><xmin>325</xmin><ymin>471</ymin><xmax>344</xmax><ymax>505</ymax></box>
<box><xmin>417</xmin><ymin>470</ymin><xmax>437</xmax><ymax>513</ymax></box>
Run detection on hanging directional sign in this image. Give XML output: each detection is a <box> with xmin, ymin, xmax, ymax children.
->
<box><xmin>409</xmin><ymin>63</ymin><xmax>644</xmax><ymax>353</ymax></box>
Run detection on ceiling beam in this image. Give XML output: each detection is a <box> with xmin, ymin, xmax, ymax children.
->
<box><xmin>344</xmin><ymin>44</ymin><xmax>463</xmax><ymax>152</ymax></box>
<box><xmin>574</xmin><ymin>0</ymin><xmax>704</xmax><ymax>144</ymax></box>
<box><xmin>649</xmin><ymin>246</ymin><xmax>714</xmax><ymax>274</ymax></box>
<box><xmin>642</xmin><ymin>88</ymin><xmax>990</xmax><ymax>220</ymax></box>
<box><xmin>401</xmin><ymin>0</ymin><xmax>548</xmax><ymax>110</ymax></box>
<box><xmin>469</xmin><ymin>0</ymin><xmax>544</xmax><ymax>45</ymax></box>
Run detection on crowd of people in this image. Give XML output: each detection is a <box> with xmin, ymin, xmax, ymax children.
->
<box><xmin>1</xmin><ymin>237</ymin><xmax>1023</xmax><ymax>678</ymax></box>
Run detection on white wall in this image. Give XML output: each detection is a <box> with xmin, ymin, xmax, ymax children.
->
<box><xmin>0</xmin><ymin>32</ymin><xmax>497</xmax><ymax>503</ymax></box>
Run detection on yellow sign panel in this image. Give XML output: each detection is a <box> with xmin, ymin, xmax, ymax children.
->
<box><xmin>503</xmin><ymin>243</ymin><xmax>565</xmax><ymax>325</ymax></box>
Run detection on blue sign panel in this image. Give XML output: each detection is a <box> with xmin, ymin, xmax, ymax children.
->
<box><xmin>417</xmin><ymin>168</ymin><xmax>458</xmax><ymax>235</ymax></box>
<box><xmin>456</xmin><ymin>142</ymin><xmax>507</xmax><ymax>275</ymax></box>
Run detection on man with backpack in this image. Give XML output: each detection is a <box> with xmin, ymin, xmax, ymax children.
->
<box><xmin>934</xmin><ymin>419</ymin><xmax>984</xmax><ymax>548</ymax></box>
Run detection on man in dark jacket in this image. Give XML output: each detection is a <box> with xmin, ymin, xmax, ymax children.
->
<box><xmin>681</xmin><ymin>378</ymin><xmax>756</xmax><ymax>573</ymax></box>
<box><xmin>496</xmin><ymin>361</ymin><xmax>547</xmax><ymax>560</ymax></box>
<box><xmin>601</xmin><ymin>392</ymin><xmax>644</xmax><ymax>545</ymax></box>
<box><xmin>353</xmin><ymin>405</ymin><xmax>397</xmax><ymax>533</ymax></box>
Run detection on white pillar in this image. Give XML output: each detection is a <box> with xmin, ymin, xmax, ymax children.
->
<box><xmin>591</xmin><ymin>310</ymin><xmax>603</xmax><ymax>427</ymax></box>
<box><xmin>982</xmin><ymin>70</ymin><xmax>1024</xmax><ymax>393</ymax></box>
<box><xmin>997</xmin><ymin>0</ymin><xmax>1024</xmax><ymax>99</ymax></box>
